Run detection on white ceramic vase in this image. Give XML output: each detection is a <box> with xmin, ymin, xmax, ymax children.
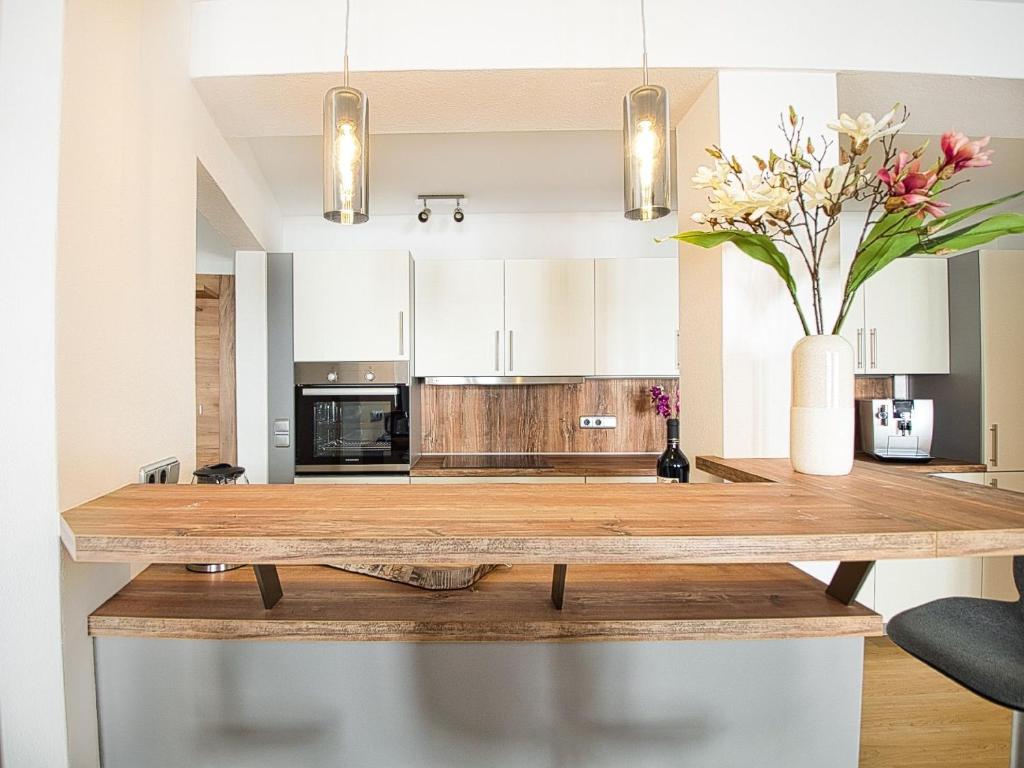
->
<box><xmin>790</xmin><ymin>334</ymin><xmax>855</xmax><ymax>476</ymax></box>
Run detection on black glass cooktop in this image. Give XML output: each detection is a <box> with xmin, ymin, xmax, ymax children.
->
<box><xmin>441</xmin><ymin>454</ymin><xmax>553</xmax><ymax>470</ymax></box>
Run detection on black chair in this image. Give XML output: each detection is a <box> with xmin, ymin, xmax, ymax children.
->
<box><xmin>888</xmin><ymin>556</ymin><xmax>1024</xmax><ymax>767</ymax></box>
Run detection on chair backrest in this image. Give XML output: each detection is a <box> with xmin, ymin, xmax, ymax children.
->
<box><xmin>1015</xmin><ymin>556</ymin><xmax>1024</xmax><ymax>606</ymax></box>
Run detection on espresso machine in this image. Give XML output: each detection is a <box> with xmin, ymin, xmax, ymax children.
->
<box><xmin>857</xmin><ymin>399</ymin><xmax>935</xmax><ymax>462</ymax></box>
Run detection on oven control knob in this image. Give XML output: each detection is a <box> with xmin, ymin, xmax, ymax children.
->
<box><xmin>326</xmin><ymin>371</ymin><xmax>338</xmax><ymax>383</ymax></box>
<box><xmin>364</xmin><ymin>371</ymin><xmax>375</xmax><ymax>382</ymax></box>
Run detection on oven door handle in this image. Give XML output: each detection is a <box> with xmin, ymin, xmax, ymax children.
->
<box><xmin>300</xmin><ymin>387</ymin><xmax>399</xmax><ymax>396</ymax></box>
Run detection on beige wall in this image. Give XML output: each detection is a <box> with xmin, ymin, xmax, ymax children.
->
<box><xmin>54</xmin><ymin>1</ymin><xmax>280</xmax><ymax>764</ymax></box>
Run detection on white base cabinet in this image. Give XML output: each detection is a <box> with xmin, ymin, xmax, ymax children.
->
<box><xmin>293</xmin><ymin>250</ymin><xmax>411</xmax><ymax>362</ymax></box>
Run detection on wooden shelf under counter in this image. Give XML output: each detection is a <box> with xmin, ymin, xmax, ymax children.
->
<box><xmin>89</xmin><ymin>563</ymin><xmax>882</xmax><ymax>643</ymax></box>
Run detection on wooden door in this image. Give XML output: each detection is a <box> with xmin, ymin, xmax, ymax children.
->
<box><xmin>413</xmin><ymin>259</ymin><xmax>505</xmax><ymax>376</ymax></box>
<box><xmin>503</xmin><ymin>259</ymin><xmax>595</xmax><ymax>376</ymax></box>
<box><xmin>195</xmin><ymin>275</ymin><xmax>236</xmax><ymax>468</ymax></box>
<box><xmin>864</xmin><ymin>257</ymin><xmax>949</xmax><ymax>374</ymax></box>
<box><xmin>595</xmin><ymin>257</ymin><xmax>678</xmax><ymax>376</ymax></box>
<box><xmin>981</xmin><ymin>249</ymin><xmax>1024</xmax><ymax>470</ymax></box>
<box><xmin>292</xmin><ymin>251</ymin><xmax>411</xmax><ymax>362</ymax></box>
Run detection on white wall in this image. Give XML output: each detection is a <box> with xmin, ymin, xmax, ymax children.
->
<box><xmin>47</xmin><ymin>1</ymin><xmax>282</xmax><ymax>765</ymax></box>
<box><xmin>197</xmin><ymin>211</ymin><xmax>236</xmax><ymax>274</ymax></box>
<box><xmin>235</xmin><ymin>251</ymin><xmax>270</xmax><ymax>483</ymax></box>
<box><xmin>0</xmin><ymin>2</ymin><xmax>71</xmax><ymax>766</ymax></box>
<box><xmin>676</xmin><ymin>72</ymin><xmax>840</xmax><ymax>469</ymax></box>
<box><xmin>191</xmin><ymin>0</ymin><xmax>1024</xmax><ymax>80</ymax></box>
<box><xmin>282</xmin><ymin>211</ymin><xmax>678</xmax><ymax>260</ymax></box>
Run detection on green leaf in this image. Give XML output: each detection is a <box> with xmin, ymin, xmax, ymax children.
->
<box><xmin>664</xmin><ymin>230</ymin><xmax>797</xmax><ymax>294</ymax></box>
<box><xmin>921</xmin><ymin>212</ymin><xmax>1024</xmax><ymax>254</ymax></box>
<box><xmin>846</xmin><ymin>211</ymin><xmax>923</xmax><ymax>295</ymax></box>
<box><xmin>925</xmin><ymin>190</ymin><xmax>1024</xmax><ymax>236</ymax></box>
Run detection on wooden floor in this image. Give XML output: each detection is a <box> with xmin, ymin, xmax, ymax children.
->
<box><xmin>861</xmin><ymin>636</ymin><xmax>1011</xmax><ymax>767</ymax></box>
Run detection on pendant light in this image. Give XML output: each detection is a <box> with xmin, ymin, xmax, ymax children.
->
<box><xmin>623</xmin><ymin>0</ymin><xmax>670</xmax><ymax>221</ymax></box>
<box><xmin>323</xmin><ymin>0</ymin><xmax>369</xmax><ymax>224</ymax></box>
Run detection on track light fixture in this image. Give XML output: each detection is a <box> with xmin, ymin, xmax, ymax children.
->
<box><xmin>416</xmin><ymin>194</ymin><xmax>466</xmax><ymax>224</ymax></box>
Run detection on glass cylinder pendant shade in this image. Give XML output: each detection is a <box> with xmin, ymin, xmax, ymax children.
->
<box><xmin>623</xmin><ymin>84</ymin><xmax>671</xmax><ymax>221</ymax></box>
<box><xmin>323</xmin><ymin>86</ymin><xmax>369</xmax><ymax>225</ymax></box>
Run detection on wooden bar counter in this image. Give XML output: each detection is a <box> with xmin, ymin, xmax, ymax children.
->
<box><xmin>62</xmin><ymin>457</ymin><xmax>1023</xmax><ymax>642</ymax></box>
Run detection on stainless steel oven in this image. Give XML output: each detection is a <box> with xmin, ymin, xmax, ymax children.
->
<box><xmin>294</xmin><ymin>362</ymin><xmax>411</xmax><ymax>474</ymax></box>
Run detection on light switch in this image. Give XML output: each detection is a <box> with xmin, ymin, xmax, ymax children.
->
<box><xmin>273</xmin><ymin>433</ymin><xmax>290</xmax><ymax>448</ymax></box>
<box><xmin>273</xmin><ymin>419</ymin><xmax>290</xmax><ymax>434</ymax></box>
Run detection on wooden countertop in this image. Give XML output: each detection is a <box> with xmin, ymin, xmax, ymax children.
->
<box><xmin>89</xmin><ymin>563</ymin><xmax>882</xmax><ymax>642</ymax></box>
<box><xmin>411</xmin><ymin>453</ymin><xmax>657</xmax><ymax>477</ymax></box>
<box><xmin>61</xmin><ymin>457</ymin><xmax>1024</xmax><ymax>565</ymax></box>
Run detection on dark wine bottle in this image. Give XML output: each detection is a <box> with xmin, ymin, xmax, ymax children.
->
<box><xmin>657</xmin><ymin>418</ymin><xmax>690</xmax><ymax>483</ymax></box>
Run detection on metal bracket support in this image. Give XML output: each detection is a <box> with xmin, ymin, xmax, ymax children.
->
<box><xmin>826</xmin><ymin>561</ymin><xmax>875</xmax><ymax>605</ymax></box>
<box><xmin>551</xmin><ymin>564</ymin><xmax>567</xmax><ymax>610</ymax></box>
<box><xmin>253</xmin><ymin>564</ymin><xmax>283</xmax><ymax>609</ymax></box>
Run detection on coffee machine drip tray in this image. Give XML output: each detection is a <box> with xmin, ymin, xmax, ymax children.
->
<box><xmin>869</xmin><ymin>448</ymin><xmax>933</xmax><ymax>463</ymax></box>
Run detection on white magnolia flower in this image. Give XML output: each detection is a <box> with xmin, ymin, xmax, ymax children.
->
<box><xmin>691</xmin><ymin>161</ymin><xmax>732</xmax><ymax>190</ymax></box>
<box><xmin>707</xmin><ymin>173</ymin><xmax>795</xmax><ymax>222</ymax></box>
<box><xmin>691</xmin><ymin>211</ymin><xmax>707</xmax><ymax>224</ymax></box>
<box><xmin>828</xmin><ymin>106</ymin><xmax>904</xmax><ymax>149</ymax></box>
<box><xmin>801</xmin><ymin>163</ymin><xmax>850</xmax><ymax>208</ymax></box>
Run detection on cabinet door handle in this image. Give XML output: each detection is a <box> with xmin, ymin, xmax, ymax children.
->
<box><xmin>869</xmin><ymin>328</ymin><xmax>877</xmax><ymax>369</ymax></box>
<box><xmin>508</xmin><ymin>330</ymin><xmax>514</xmax><ymax>371</ymax></box>
<box><xmin>856</xmin><ymin>328</ymin><xmax>864</xmax><ymax>370</ymax></box>
<box><xmin>990</xmin><ymin>424</ymin><xmax>999</xmax><ymax>467</ymax></box>
<box><xmin>675</xmin><ymin>330</ymin><xmax>679</xmax><ymax>369</ymax></box>
<box><xmin>495</xmin><ymin>330</ymin><xmax>501</xmax><ymax>371</ymax></box>
<box><xmin>398</xmin><ymin>311</ymin><xmax>405</xmax><ymax>356</ymax></box>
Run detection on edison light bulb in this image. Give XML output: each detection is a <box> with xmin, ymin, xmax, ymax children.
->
<box><xmin>633</xmin><ymin>118</ymin><xmax>659</xmax><ymax>220</ymax></box>
<box><xmin>334</xmin><ymin>120</ymin><xmax>361</xmax><ymax>225</ymax></box>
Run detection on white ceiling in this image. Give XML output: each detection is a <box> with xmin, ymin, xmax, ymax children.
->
<box><xmin>211</xmin><ymin>69</ymin><xmax>1024</xmax><ymax>217</ymax></box>
<box><xmin>195</xmin><ymin>68</ymin><xmax>717</xmax><ymax>137</ymax></box>
<box><xmin>241</xmin><ymin>130</ymin><xmax>680</xmax><ymax>216</ymax></box>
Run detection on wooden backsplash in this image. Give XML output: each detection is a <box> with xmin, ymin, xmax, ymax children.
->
<box><xmin>419</xmin><ymin>379</ymin><xmax>678</xmax><ymax>453</ymax></box>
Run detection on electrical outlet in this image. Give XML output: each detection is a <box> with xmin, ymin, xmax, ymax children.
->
<box><xmin>579</xmin><ymin>415</ymin><xmax>617</xmax><ymax>429</ymax></box>
<box><xmin>139</xmin><ymin>457</ymin><xmax>180</xmax><ymax>484</ymax></box>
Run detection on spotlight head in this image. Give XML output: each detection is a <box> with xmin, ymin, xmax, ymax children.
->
<box><xmin>453</xmin><ymin>206</ymin><xmax>464</xmax><ymax>223</ymax></box>
<box><xmin>418</xmin><ymin>206</ymin><xmax>431</xmax><ymax>223</ymax></box>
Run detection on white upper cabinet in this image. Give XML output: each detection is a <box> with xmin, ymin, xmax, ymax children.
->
<box><xmin>981</xmin><ymin>250</ymin><xmax>1024</xmax><ymax>470</ymax></box>
<box><xmin>863</xmin><ymin>257</ymin><xmax>950</xmax><ymax>374</ymax></box>
<box><xmin>504</xmin><ymin>259</ymin><xmax>595</xmax><ymax>376</ymax></box>
<box><xmin>595</xmin><ymin>257</ymin><xmax>678</xmax><ymax>376</ymax></box>
<box><xmin>293</xmin><ymin>250</ymin><xmax>410</xmax><ymax>362</ymax></box>
<box><xmin>414</xmin><ymin>259</ymin><xmax>505</xmax><ymax>377</ymax></box>
<box><xmin>839</xmin><ymin>215</ymin><xmax>949</xmax><ymax>375</ymax></box>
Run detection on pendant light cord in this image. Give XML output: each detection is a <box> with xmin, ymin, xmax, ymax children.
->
<box><xmin>344</xmin><ymin>0</ymin><xmax>351</xmax><ymax>87</ymax></box>
<box><xmin>640</xmin><ymin>0</ymin><xmax>648</xmax><ymax>86</ymax></box>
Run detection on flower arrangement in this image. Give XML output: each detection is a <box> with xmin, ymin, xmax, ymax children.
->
<box><xmin>649</xmin><ymin>385</ymin><xmax>680</xmax><ymax>419</ymax></box>
<box><xmin>667</xmin><ymin>105</ymin><xmax>1024</xmax><ymax>336</ymax></box>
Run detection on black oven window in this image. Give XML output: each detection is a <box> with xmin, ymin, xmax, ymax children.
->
<box><xmin>312</xmin><ymin>399</ymin><xmax>395</xmax><ymax>458</ymax></box>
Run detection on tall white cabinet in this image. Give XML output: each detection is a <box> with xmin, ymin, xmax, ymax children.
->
<box><xmin>503</xmin><ymin>259</ymin><xmax>595</xmax><ymax>376</ymax></box>
<box><xmin>981</xmin><ymin>249</ymin><xmax>1024</xmax><ymax>470</ymax></box>
<box><xmin>595</xmin><ymin>257</ymin><xmax>679</xmax><ymax>376</ymax></box>
<box><xmin>293</xmin><ymin>250</ymin><xmax>411</xmax><ymax>362</ymax></box>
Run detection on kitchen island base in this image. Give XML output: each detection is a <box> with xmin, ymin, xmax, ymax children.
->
<box><xmin>94</xmin><ymin>634</ymin><xmax>865</xmax><ymax>767</ymax></box>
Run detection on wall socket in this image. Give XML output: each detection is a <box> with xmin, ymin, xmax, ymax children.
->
<box><xmin>579</xmin><ymin>415</ymin><xmax>617</xmax><ymax>429</ymax></box>
<box><xmin>139</xmin><ymin>457</ymin><xmax>180</xmax><ymax>484</ymax></box>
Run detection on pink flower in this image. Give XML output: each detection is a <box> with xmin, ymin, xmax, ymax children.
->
<box><xmin>940</xmin><ymin>131</ymin><xmax>993</xmax><ymax>176</ymax></box>
<box><xmin>878</xmin><ymin>151</ymin><xmax>944</xmax><ymax>218</ymax></box>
